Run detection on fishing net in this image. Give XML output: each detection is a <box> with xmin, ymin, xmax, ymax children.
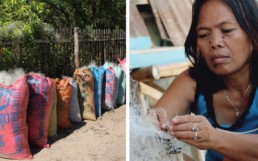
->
<box><xmin>129</xmin><ymin>77</ymin><xmax>187</xmax><ymax>161</ymax></box>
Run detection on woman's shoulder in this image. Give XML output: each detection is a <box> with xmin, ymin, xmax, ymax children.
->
<box><xmin>175</xmin><ymin>69</ymin><xmax>197</xmax><ymax>87</ymax></box>
<box><xmin>167</xmin><ymin>69</ymin><xmax>197</xmax><ymax>103</ymax></box>
<box><xmin>155</xmin><ymin>69</ymin><xmax>197</xmax><ymax>115</ymax></box>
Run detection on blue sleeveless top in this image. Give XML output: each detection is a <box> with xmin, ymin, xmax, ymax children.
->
<box><xmin>191</xmin><ymin>86</ymin><xmax>258</xmax><ymax>161</ymax></box>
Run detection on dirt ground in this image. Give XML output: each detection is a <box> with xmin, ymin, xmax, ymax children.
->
<box><xmin>11</xmin><ymin>105</ymin><xmax>126</xmax><ymax>161</ymax></box>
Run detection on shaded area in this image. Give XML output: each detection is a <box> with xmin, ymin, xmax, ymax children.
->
<box><xmin>29</xmin><ymin>121</ymin><xmax>86</xmax><ymax>155</ymax></box>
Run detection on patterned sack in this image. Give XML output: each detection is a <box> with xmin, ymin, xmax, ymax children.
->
<box><xmin>116</xmin><ymin>70</ymin><xmax>126</xmax><ymax>106</ymax></box>
<box><xmin>48</xmin><ymin>80</ymin><xmax>57</xmax><ymax>137</ymax></box>
<box><xmin>69</xmin><ymin>78</ymin><xmax>82</xmax><ymax>123</ymax></box>
<box><xmin>27</xmin><ymin>74</ymin><xmax>53</xmax><ymax>148</ymax></box>
<box><xmin>102</xmin><ymin>67</ymin><xmax>116</xmax><ymax>110</ymax></box>
<box><xmin>74</xmin><ymin>67</ymin><xmax>96</xmax><ymax>121</ymax></box>
<box><xmin>0</xmin><ymin>76</ymin><xmax>32</xmax><ymax>159</ymax></box>
<box><xmin>103</xmin><ymin>62</ymin><xmax>123</xmax><ymax>107</ymax></box>
<box><xmin>54</xmin><ymin>78</ymin><xmax>73</xmax><ymax>129</ymax></box>
<box><xmin>90</xmin><ymin>66</ymin><xmax>104</xmax><ymax>118</ymax></box>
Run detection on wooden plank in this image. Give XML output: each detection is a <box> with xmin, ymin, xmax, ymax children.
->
<box><xmin>130</xmin><ymin>1</ymin><xmax>153</xmax><ymax>50</ymax></box>
<box><xmin>74</xmin><ymin>27</ymin><xmax>79</xmax><ymax>68</ymax></box>
<box><xmin>158</xmin><ymin>60</ymin><xmax>191</xmax><ymax>77</ymax></box>
<box><xmin>131</xmin><ymin>0</ymin><xmax>149</xmax><ymax>5</ymax></box>
<box><xmin>145</xmin><ymin>81</ymin><xmax>165</xmax><ymax>93</ymax></box>
<box><xmin>139</xmin><ymin>82</ymin><xmax>163</xmax><ymax>100</ymax></box>
<box><xmin>149</xmin><ymin>0</ymin><xmax>192</xmax><ymax>46</ymax></box>
<box><xmin>149</xmin><ymin>0</ymin><xmax>170</xmax><ymax>41</ymax></box>
<box><xmin>130</xmin><ymin>37</ymin><xmax>152</xmax><ymax>50</ymax></box>
<box><xmin>130</xmin><ymin>47</ymin><xmax>187</xmax><ymax>69</ymax></box>
<box><xmin>131</xmin><ymin>65</ymin><xmax>160</xmax><ymax>82</ymax></box>
<box><xmin>130</xmin><ymin>1</ymin><xmax>150</xmax><ymax>38</ymax></box>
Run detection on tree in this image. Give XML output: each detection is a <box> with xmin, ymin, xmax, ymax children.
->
<box><xmin>39</xmin><ymin>0</ymin><xmax>125</xmax><ymax>29</ymax></box>
<box><xmin>0</xmin><ymin>0</ymin><xmax>126</xmax><ymax>41</ymax></box>
<box><xmin>0</xmin><ymin>0</ymin><xmax>126</xmax><ymax>76</ymax></box>
<box><xmin>0</xmin><ymin>0</ymin><xmax>48</xmax><ymax>41</ymax></box>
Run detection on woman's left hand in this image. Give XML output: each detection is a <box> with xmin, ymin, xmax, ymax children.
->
<box><xmin>170</xmin><ymin>113</ymin><xmax>218</xmax><ymax>150</ymax></box>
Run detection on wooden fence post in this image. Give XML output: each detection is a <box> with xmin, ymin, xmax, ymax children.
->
<box><xmin>74</xmin><ymin>27</ymin><xmax>79</xmax><ymax>68</ymax></box>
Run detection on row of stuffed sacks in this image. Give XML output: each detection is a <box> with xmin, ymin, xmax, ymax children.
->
<box><xmin>0</xmin><ymin>62</ymin><xmax>126</xmax><ymax>159</ymax></box>
<box><xmin>0</xmin><ymin>72</ymin><xmax>54</xmax><ymax>159</ymax></box>
<box><xmin>84</xmin><ymin>62</ymin><xmax>126</xmax><ymax>120</ymax></box>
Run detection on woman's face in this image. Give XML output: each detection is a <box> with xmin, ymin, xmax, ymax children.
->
<box><xmin>196</xmin><ymin>0</ymin><xmax>253</xmax><ymax>76</ymax></box>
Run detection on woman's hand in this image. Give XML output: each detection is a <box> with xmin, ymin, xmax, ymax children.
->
<box><xmin>170</xmin><ymin>113</ymin><xmax>218</xmax><ymax>150</ymax></box>
<box><xmin>153</xmin><ymin>107</ymin><xmax>171</xmax><ymax>131</ymax></box>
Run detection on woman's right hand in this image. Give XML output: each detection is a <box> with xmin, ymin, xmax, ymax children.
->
<box><xmin>155</xmin><ymin>107</ymin><xmax>171</xmax><ymax>131</ymax></box>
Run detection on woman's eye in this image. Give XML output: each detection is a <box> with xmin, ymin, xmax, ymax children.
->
<box><xmin>222</xmin><ymin>29</ymin><xmax>234</xmax><ymax>33</ymax></box>
<box><xmin>198</xmin><ymin>33</ymin><xmax>209</xmax><ymax>38</ymax></box>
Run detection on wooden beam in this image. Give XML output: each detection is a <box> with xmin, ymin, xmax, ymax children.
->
<box><xmin>138</xmin><ymin>82</ymin><xmax>163</xmax><ymax>100</ymax></box>
<box><xmin>74</xmin><ymin>27</ymin><xmax>79</xmax><ymax>68</ymax></box>
<box><xmin>130</xmin><ymin>47</ymin><xmax>187</xmax><ymax>69</ymax></box>
<box><xmin>131</xmin><ymin>65</ymin><xmax>160</xmax><ymax>82</ymax></box>
<box><xmin>145</xmin><ymin>81</ymin><xmax>165</xmax><ymax>93</ymax></box>
<box><xmin>157</xmin><ymin>60</ymin><xmax>191</xmax><ymax>77</ymax></box>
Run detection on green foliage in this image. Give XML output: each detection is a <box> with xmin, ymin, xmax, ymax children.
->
<box><xmin>0</xmin><ymin>0</ymin><xmax>125</xmax><ymax>41</ymax></box>
<box><xmin>40</xmin><ymin>0</ymin><xmax>125</xmax><ymax>29</ymax></box>
<box><xmin>0</xmin><ymin>0</ymin><xmax>125</xmax><ymax>76</ymax></box>
<box><xmin>0</xmin><ymin>0</ymin><xmax>49</xmax><ymax>42</ymax></box>
<box><xmin>0</xmin><ymin>48</ymin><xmax>13</xmax><ymax>68</ymax></box>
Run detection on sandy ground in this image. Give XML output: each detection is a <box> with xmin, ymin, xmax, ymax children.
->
<box><xmin>11</xmin><ymin>105</ymin><xmax>126</xmax><ymax>161</ymax></box>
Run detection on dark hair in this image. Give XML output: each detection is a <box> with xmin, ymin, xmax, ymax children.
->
<box><xmin>185</xmin><ymin>0</ymin><xmax>258</xmax><ymax>93</ymax></box>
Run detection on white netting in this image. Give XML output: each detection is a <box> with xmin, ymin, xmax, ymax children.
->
<box><xmin>130</xmin><ymin>77</ymin><xmax>186</xmax><ymax>161</ymax></box>
<box><xmin>0</xmin><ymin>68</ymin><xmax>26</xmax><ymax>85</ymax></box>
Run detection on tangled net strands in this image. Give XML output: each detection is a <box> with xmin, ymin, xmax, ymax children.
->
<box><xmin>130</xmin><ymin>77</ymin><xmax>188</xmax><ymax>161</ymax></box>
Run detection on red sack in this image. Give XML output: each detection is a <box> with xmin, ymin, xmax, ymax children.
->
<box><xmin>27</xmin><ymin>74</ymin><xmax>53</xmax><ymax>148</ymax></box>
<box><xmin>0</xmin><ymin>76</ymin><xmax>32</xmax><ymax>159</ymax></box>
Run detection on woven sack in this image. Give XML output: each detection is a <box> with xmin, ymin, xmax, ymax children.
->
<box><xmin>74</xmin><ymin>67</ymin><xmax>96</xmax><ymax>121</ymax></box>
<box><xmin>48</xmin><ymin>79</ymin><xmax>57</xmax><ymax>137</ymax></box>
<box><xmin>69</xmin><ymin>78</ymin><xmax>82</xmax><ymax>123</ymax></box>
<box><xmin>102</xmin><ymin>67</ymin><xmax>116</xmax><ymax>110</ymax></box>
<box><xmin>27</xmin><ymin>74</ymin><xmax>53</xmax><ymax>148</ymax></box>
<box><xmin>54</xmin><ymin>78</ymin><xmax>73</xmax><ymax>129</ymax></box>
<box><xmin>0</xmin><ymin>76</ymin><xmax>32</xmax><ymax>159</ymax></box>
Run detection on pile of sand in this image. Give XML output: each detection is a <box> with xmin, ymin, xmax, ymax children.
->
<box><xmin>15</xmin><ymin>105</ymin><xmax>126</xmax><ymax>161</ymax></box>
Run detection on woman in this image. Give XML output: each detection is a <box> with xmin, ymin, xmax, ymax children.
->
<box><xmin>155</xmin><ymin>0</ymin><xmax>258</xmax><ymax>160</ymax></box>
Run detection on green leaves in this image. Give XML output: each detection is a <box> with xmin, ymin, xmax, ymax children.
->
<box><xmin>0</xmin><ymin>0</ymin><xmax>125</xmax><ymax>76</ymax></box>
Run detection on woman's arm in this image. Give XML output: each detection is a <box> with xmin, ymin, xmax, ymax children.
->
<box><xmin>154</xmin><ymin>69</ymin><xmax>196</xmax><ymax>128</ymax></box>
<box><xmin>214</xmin><ymin>129</ymin><xmax>258</xmax><ymax>161</ymax></box>
<box><xmin>155</xmin><ymin>70</ymin><xmax>196</xmax><ymax>116</ymax></box>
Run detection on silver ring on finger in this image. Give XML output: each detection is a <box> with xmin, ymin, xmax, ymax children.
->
<box><xmin>194</xmin><ymin>131</ymin><xmax>198</xmax><ymax>141</ymax></box>
<box><xmin>192</xmin><ymin>123</ymin><xmax>199</xmax><ymax>132</ymax></box>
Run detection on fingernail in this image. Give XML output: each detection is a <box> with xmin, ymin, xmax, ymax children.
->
<box><xmin>172</xmin><ymin>117</ymin><xmax>178</xmax><ymax>123</ymax></box>
<box><xmin>161</xmin><ymin>123</ymin><xmax>166</xmax><ymax>129</ymax></box>
<box><xmin>170</xmin><ymin>131</ymin><xmax>175</xmax><ymax>135</ymax></box>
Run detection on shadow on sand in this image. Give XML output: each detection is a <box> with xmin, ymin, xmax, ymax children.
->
<box><xmin>30</xmin><ymin>121</ymin><xmax>87</xmax><ymax>155</ymax></box>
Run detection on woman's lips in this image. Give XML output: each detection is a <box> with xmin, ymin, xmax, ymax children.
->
<box><xmin>211</xmin><ymin>55</ymin><xmax>230</xmax><ymax>64</ymax></box>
